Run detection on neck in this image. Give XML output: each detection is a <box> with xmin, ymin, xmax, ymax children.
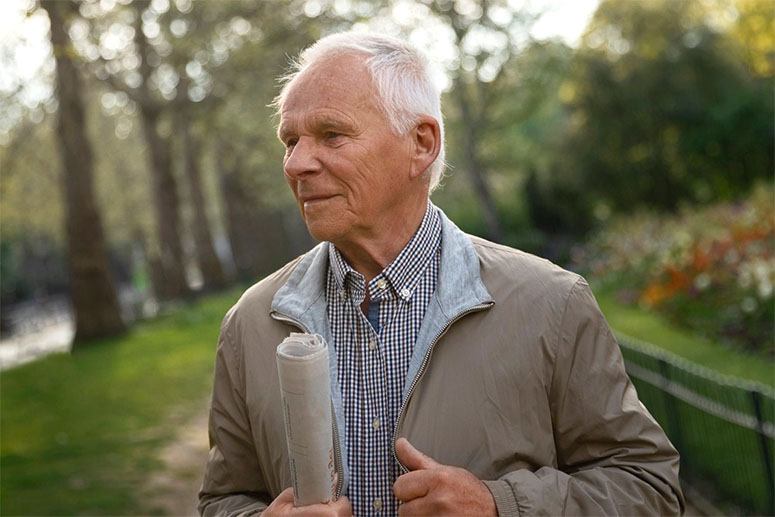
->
<box><xmin>334</xmin><ymin>199</ymin><xmax>429</xmax><ymax>283</ymax></box>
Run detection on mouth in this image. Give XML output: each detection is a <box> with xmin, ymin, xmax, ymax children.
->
<box><xmin>300</xmin><ymin>194</ymin><xmax>337</xmax><ymax>209</ymax></box>
<box><xmin>300</xmin><ymin>194</ymin><xmax>335</xmax><ymax>203</ymax></box>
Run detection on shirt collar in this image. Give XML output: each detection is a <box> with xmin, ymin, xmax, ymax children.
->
<box><xmin>328</xmin><ymin>202</ymin><xmax>442</xmax><ymax>302</ymax></box>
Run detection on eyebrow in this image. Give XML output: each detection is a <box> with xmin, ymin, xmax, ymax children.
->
<box><xmin>277</xmin><ymin>124</ymin><xmax>293</xmax><ymax>142</ymax></box>
<box><xmin>312</xmin><ymin>114</ymin><xmax>356</xmax><ymax>133</ymax></box>
<box><xmin>278</xmin><ymin>113</ymin><xmax>357</xmax><ymax>142</ymax></box>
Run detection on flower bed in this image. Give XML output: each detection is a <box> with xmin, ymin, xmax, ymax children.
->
<box><xmin>574</xmin><ymin>185</ymin><xmax>774</xmax><ymax>354</ymax></box>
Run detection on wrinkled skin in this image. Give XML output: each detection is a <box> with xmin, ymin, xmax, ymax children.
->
<box><xmin>278</xmin><ymin>52</ymin><xmax>440</xmax><ymax>281</ymax></box>
<box><xmin>393</xmin><ymin>438</ymin><xmax>497</xmax><ymax>517</ymax></box>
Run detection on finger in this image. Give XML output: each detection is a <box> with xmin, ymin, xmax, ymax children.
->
<box><xmin>276</xmin><ymin>486</ymin><xmax>295</xmax><ymax>503</ymax></box>
<box><xmin>398</xmin><ymin>496</ymin><xmax>433</xmax><ymax>517</ymax></box>
<box><xmin>330</xmin><ymin>495</ymin><xmax>353</xmax><ymax>516</ymax></box>
<box><xmin>395</xmin><ymin>437</ymin><xmax>440</xmax><ymax>471</ymax></box>
<box><xmin>393</xmin><ymin>469</ymin><xmax>438</xmax><ymax>502</ymax></box>
<box><xmin>290</xmin><ymin>499</ymin><xmax>351</xmax><ymax>517</ymax></box>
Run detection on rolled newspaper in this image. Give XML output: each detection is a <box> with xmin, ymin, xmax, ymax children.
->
<box><xmin>276</xmin><ymin>333</ymin><xmax>336</xmax><ymax>506</ymax></box>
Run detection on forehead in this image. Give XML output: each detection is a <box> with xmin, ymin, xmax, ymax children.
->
<box><xmin>279</xmin><ymin>53</ymin><xmax>383</xmax><ymax>131</ymax></box>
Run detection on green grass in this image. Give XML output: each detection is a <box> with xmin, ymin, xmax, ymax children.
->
<box><xmin>0</xmin><ymin>288</ymin><xmax>242</xmax><ymax>516</ymax></box>
<box><xmin>593</xmin><ymin>285</ymin><xmax>774</xmax><ymax>387</ymax></box>
<box><xmin>593</xmin><ymin>284</ymin><xmax>774</xmax><ymax>514</ymax></box>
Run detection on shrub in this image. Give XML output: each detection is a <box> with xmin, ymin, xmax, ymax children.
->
<box><xmin>574</xmin><ymin>184</ymin><xmax>774</xmax><ymax>354</ymax></box>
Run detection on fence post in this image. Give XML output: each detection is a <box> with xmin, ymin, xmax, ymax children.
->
<box><xmin>750</xmin><ymin>389</ymin><xmax>775</xmax><ymax>516</ymax></box>
<box><xmin>659</xmin><ymin>359</ymin><xmax>686</xmax><ymax>471</ymax></box>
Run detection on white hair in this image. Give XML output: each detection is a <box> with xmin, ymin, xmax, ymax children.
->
<box><xmin>275</xmin><ymin>31</ymin><xmax>446</xmax><ymax>192</ymax></box>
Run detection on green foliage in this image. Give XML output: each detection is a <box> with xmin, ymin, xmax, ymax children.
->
<box><xmin>729</xmin><ymin>0</ymin><xmax>775</xmax><ymax>77</ymax></box>
<box><xmin>529</xmin><ymin>0</ymin><xmax>774</xmax><ymax>235</ymax></box>
<box><xmin>0</xmin><ymin>115</ymin><xmax>62</xmax><ymax>244</ymax></box>
<box><xmin>0</xmin><ymin>288</ymin><xmax>241</xmax><ymax>515</ymax></box>
<box><xmin>579</xmin><ymin>184</ymin><xmax>774</xmax><ymax>355</ymax></box>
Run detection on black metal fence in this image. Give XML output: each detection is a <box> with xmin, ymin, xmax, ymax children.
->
<box><xmin>617</xmin><ymin>333</ymin><xmax>775</xmax><ymax>515</ymax></box>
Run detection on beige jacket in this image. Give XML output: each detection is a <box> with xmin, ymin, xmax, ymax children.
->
<box><xmin>198</xmin><ymin>212</ymin><xmax>684</xmax><ymax>516</ymax></box>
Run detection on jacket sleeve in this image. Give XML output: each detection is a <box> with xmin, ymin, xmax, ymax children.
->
<box><xmin>198</xmin><ymin>313</ymin><xmax>273</xmax><ymax>516</ymax></box>
<box><xmin>483</xmin><ymin>278</ymin><xmax>685</xmax><ymax>516</ymax></box>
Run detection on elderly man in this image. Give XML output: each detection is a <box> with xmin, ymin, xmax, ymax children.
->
<box><xmin>198</xmin><ymin>32</ymin><xmax>684</xmax><ymax>516</ymax></box>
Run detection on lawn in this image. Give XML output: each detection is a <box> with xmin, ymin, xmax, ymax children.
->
<box><xmin>593</xmin><ymin>284</ymin><xmax>774</xmax><ymax>514</ymax></box>
<box><xmin>0</xmin><ymin>288</ymin><xmax>242</xmax><ymax>516</ymax></box>
<box><xmin>593</xmin><ymin>285</ymin><xmax>774</xmax><ymax>387</ymax></box>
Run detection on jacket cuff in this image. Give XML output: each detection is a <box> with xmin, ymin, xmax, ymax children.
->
<box><xmin>483</xmin><ymin>479</ymin><xmax>520</xmax><ymax>517</ymax></box>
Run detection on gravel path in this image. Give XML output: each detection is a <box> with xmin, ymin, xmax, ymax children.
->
<box><xmin>144</xmin><ymin>408</ymin><xmax>210</xmax><ymax>516</ymax></box>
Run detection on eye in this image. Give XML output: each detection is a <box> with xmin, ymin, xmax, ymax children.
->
<box><xmin>284</xmin><ymin>137</ymin><xmax>298</xmax><ymax>151</ymax></box>
<box><xmin>324</xmin><ymin>131</ymin><xmax>343</xmax><ymax>143</ymax></box>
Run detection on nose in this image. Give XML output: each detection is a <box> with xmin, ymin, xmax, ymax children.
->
<box><xmin>283</xmin><ymin>136</ymin><xmax>321</xmax><ymax>181</ymax></box>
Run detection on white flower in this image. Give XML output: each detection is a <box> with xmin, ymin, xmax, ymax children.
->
<box><xmin>738</xmin><ymin>268</ymin><xmax>752</xmax><ymax>289</ymax></box>
<box><xmin>758</xmin><ymin>281</ymin><xmax>773</xmax><ymax>300</ymax></box>
<box><xmin>725</xmin><ymin>249</ymin><xmax>740</xmax><ymax>265</ymax></box>
<box><xmin>741</xmin><ymin>297</ymin><xmax>757</xmax><ymax>314</ymax></box>
<box><xmin>694</xmin><ymin>273</ymin><xmax>711</xmax><ymax>291</ymax></box>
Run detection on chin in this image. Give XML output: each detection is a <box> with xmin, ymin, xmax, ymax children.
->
<box><xmin>304</xmin><ymin>218</ymin><xmax>347</xmax><ymax>244</ymax></box>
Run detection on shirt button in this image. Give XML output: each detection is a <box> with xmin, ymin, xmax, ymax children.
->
<box><xmin>400</xmin><ymin>287</ymin><xmax>411</xmax><ymax>299</ymax></box>
<box><xmin>338</xmin><ymin>289</ymin><xmax>346</xmax><ymax>299</ymax></box>
<box><xmin>376</xmin><ymin>279</ymin><xmax>387</xmax><ymax>290</ymax></box>
<box><xmin>372</xmin><ymin>417</ymin><xmax>381</xmax><ymax>430</ymax></box>
<box><xmin>368</xmin><ymin>339</ymin><xmax>377</xmax><ymax>350</ymax></box>
<box><xmin>373</xmin><ymin>498</ymin><xmax>383</xmax><ymax>511</ymax></box>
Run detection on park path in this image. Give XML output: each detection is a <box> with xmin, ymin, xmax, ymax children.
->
<box><xmin>144</xmin><ymin>406</ymin><xmax>210</xmax><ymax>516</ymax></box>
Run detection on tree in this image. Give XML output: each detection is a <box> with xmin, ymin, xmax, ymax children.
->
<box><xmin>129</xmin><ymin>0</ymin><xmax>190</xmax><ymax>300</ymax></box>
<box><xmin>427</xmin><ymin>0</ymin><xmax>542</xmax><ymax>242</ymax></box>
<box><xmin>40</xmin><ymin>0</ymin><xmax>125</xmax><ymax>344</ymax></box>
<box><xmin>201</xmin><ymin>2</ymin><xmax>338</xmax><ymax>276</ymax></box>
<box><xmin>180</xmin><ymin>114</ymin><xmax>227</xmax><ymax>290</ymax></box>
<box><xmin>533</xmin><ymin>0</ymin><xmax>773</xmax><ymax>233</ymax></box>
<box><xmin>728</xmin><ymin>0</ymin><xmax>775</xmax><ymax>77</ymax></box>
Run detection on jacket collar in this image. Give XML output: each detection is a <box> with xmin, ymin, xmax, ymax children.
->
<box><xmin>270</xmin><ymin>208</ymin><xmax>492</xmax><ymax>325</ymax></box>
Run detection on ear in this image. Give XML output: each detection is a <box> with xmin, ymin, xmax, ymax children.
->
<box><xmin>409</xmin><ymin>116</ymin><xmax>441</xmax><ymax>180</ymax></box>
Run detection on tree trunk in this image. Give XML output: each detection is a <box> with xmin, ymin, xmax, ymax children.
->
<box><xmin>453</xmin><ymin>78</ymin><xmax>504</xmax><ymax>243</ymax></box>
<box><xmin>113</xmin><ymin>162</ymin><xmax>160</xmax><ymax>302</ymax></box>
<box><xmin>42</xmin><ymin>0</ymin><xmax>125</xmax><ymax>345</ymax></box>
<box><xmin>182</xmin><ymin>123</ymin><xmax>227</xmax><ymax>291</ymax></box>
<box><xmin>215</xmin><ymin>141</ymin><xmax>297</xmax><ymax>281</ymax></box>
<box><xmin>137</xmin><ymin>106</ymin><xmax>190</xmax><ymax>300</ymax></box>
<box><xmin>133</xmin><ymin>6</ymin><xmax>189</xmax><ymax>300</ymax></box>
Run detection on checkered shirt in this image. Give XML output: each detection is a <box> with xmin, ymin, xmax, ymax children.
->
<box><xmin>326</xmin><ymin>202</ymin><xmax>442</xmax><ymax>516</ymax></box>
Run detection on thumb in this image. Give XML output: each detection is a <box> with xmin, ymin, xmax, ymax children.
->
<box><xmin>395</xmin><ymin>437</ymin><xmax>440</xmax><ymax>471</ymax></box>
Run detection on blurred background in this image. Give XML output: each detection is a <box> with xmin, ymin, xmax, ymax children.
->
<box><xmin>0</xmin><ymin>0</ymin><xmax>772</xmax><ymax>515</ymax></box>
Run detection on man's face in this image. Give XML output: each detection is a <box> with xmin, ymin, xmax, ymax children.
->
<box><xmin>278</xmin><ymin>53</ymin><xmax>414</xmax><ymax>246</ymax></box>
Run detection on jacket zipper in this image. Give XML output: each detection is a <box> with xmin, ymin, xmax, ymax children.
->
<box><xmin>392</xmin><ymin>301</ymin><xmax>494</xmax><ymax>472</ymax></box>
<box><xmin>270</xmin><ymin>312</ymin><xmax>345</xmax><ymax>499</ymax></box>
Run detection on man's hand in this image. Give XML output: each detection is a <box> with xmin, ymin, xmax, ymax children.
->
<box><xmin>262</xmin><ymin>487</ymin><xmax>353</xmax><ymax>516</ymax></box>
<box><xmin>393</xmin><ymin>437</ymin><xmax>497</xmax><ymax>516</ymax></box>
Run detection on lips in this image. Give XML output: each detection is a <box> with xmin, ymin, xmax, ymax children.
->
<box><xmin>299</xmin><ymin>193</ymin><xmax>337</xmax><ymax>204</ymax></box>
